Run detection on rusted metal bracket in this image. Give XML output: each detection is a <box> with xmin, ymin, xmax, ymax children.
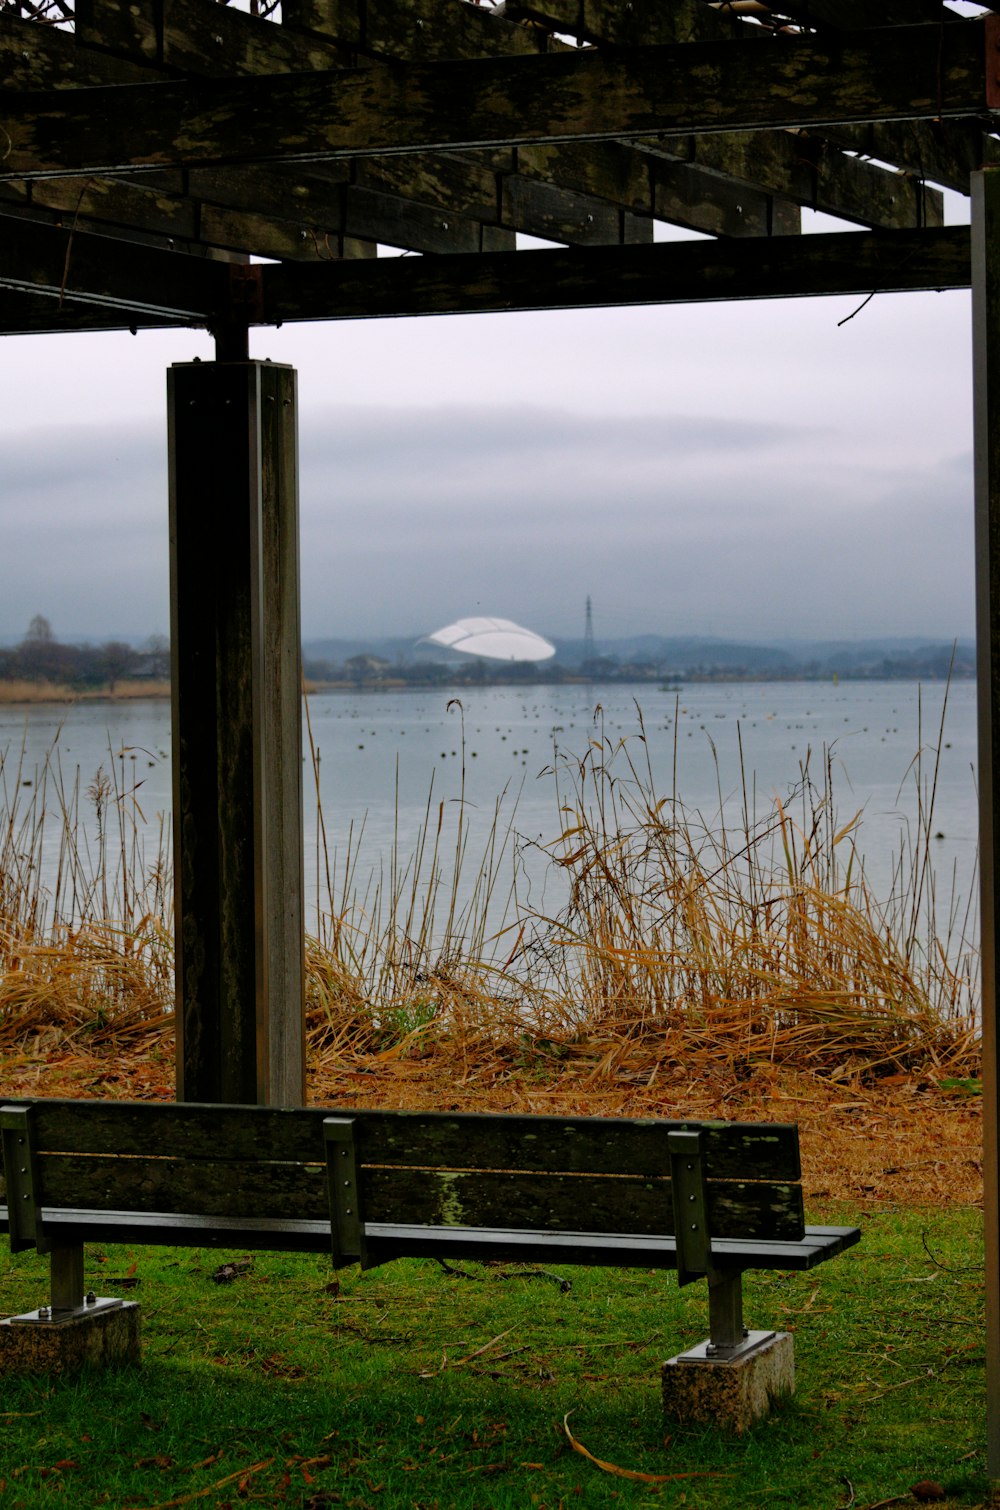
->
<box><xmin>668</xmin><ymin>1128</ymin><xmax>710</xmax><ymax>1287</ymax></box>
<box><xmin>229</xmin><ymin>263</ymin><xmax>264</xmax><ymax>325</ymax></box>
<box><xmin>211</xmin><ymin>263</ymin><xmax>264</xmax><ymax>359</ymax></box>
<box><xmin>1</xmin><ymin>1104</ymin><xmax>45</xmax><ymax>1255</ymax></box>
<box><xmin>324</xmin><ymin>1118</ymin><xmax>369</xmax><ymax>1270</ymax></box>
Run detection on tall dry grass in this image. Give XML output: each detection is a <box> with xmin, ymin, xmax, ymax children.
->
<box><xmin>0</xmin><ymin>701</ymin><xmax>982</xmax><ymax>1083</ymax></box>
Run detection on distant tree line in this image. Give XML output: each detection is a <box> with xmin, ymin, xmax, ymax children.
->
<box><xmin>0</xmin><ymin>617</ymin><xmax>170</xmax><ymax>690</ymax></box>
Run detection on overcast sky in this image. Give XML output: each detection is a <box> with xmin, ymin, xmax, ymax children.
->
<box><xmin>0</xmin><ymin>209</ymin><xmax>977</xmax><ymax>649</ymax></box>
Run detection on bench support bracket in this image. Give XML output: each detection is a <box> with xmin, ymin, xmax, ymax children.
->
<box><xmin>1</xmin><ymin>1105</ymin><xmax>44</xmax><ymax>1255</ymax></box>
<box><xmin>324</xmin><ymin>1118</ymin><xmax>369</xmax><ymax>1270</ymax></box>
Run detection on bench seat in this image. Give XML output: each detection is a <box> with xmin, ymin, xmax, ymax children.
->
<box><xmin>0</xmin><ymin>1205</ymin><xmax>858</xmax><ymax>1272</ymax></box>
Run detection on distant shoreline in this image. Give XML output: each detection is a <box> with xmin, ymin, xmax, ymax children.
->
<box><xmin>0</xmin><ymin>678</ymin><xmax>172</xmax><ymax>707</ymax></box>
<box><xmin>0</xmin><ymin>668</ymin><xmax>974</xmax><ymax>709</ymax></box>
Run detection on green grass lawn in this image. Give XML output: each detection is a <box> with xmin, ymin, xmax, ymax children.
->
<box><xmin>0</xmin><ymin>1205</ymin><xmax>988</xmax><ymax>1510</ymax></box>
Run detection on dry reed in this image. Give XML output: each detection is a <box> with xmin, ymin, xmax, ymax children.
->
<box><xmin>0</xmin><ymin>704</ymin><xmax>981</xmax><ymax>1096</ymax></box>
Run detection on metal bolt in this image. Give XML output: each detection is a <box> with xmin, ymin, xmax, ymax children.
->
<box><xmin>690</xmin><ymin>1222</ymin><xmax>698</xmax><ymax>1231</ymax></box>
<box><xmin>742</xmin><ymin>1327</ymin><xmax>750</xmax><ymax>1338</ymax></box>
<box><xmin>441</xmin><ymin>220</ymin><xmax>449</xmax><ymax>230</ymax></box>
<box><xmin>705</xmin><ymin>1342</ymin><xmax>718</xmax><ymax>1356</ymax></box>
<box><xmin>86</xmin><ymin>1291</ymin><xmax>97</xmax><ymax>1306</ymax></box>
<box><xmin>215</xmin><ymin>33</ymin><xmax>223</xmax><ymax>44</ymax></box>
<box><xmin>688</xmin><ymin>1194</ymin><xmax>696</xmax><ymax>1203</ymax></box>
<box><xmin>38</xmin><ymin>1306</ymin><xmax>51</xmax><ymax>1320</ymax></box>
<box><xmin>343</xmin><ymin>1179</ymin><xmax>351</xmax><ymax>1187</ymax></box>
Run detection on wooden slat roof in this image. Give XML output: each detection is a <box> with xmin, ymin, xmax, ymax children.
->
<box><xmin>0</xmin><ymin>0</ymin><xmax>996</xmax><ymax>335</ymax></box>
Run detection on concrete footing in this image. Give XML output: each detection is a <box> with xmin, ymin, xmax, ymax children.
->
<box><xmin>662</xmin><ymin>1330</ymin><xmax>794</xmax><ymax>1434</ymax></box>
<box><xmin>0</xmin><ymin>1302</ymin><xmax>141</xmax><ymax>1375</ymax></box>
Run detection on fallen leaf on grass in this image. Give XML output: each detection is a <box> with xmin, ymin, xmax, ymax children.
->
<box><xmin>134</xmin><ymin>1455</ymin><xmax>176</xmax><ymax>1471</ymax></box>
<box><xmin>39</xmin><ymin>1460</ymin><xmax>77</xmax><ymax>1477</ymax></box>
<box><xmin>186</xmin><ymin>1454</ymin><xmax>223</xmax><ymax>1473</ymax></box>
<box><xmin>419</xmin><ymin>1327</ymin><xmax>513</xmax><ymax>1377</ymax></box>
<box><xmin>211</xmin><ymin>1260</ymin><xmax>252</xmax><ymax>1285</ymax></box>
<box><xmin>561</xmin><ymin>1414</ymin><xmax>723</xmax><ymax>1484</ymax></box>
<box><xmin>130</xmin><ymin>1456</ymin><xmax>273</xmax><ymax>1509</ymax></box>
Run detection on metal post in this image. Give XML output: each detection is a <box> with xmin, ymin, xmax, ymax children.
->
<box><xmin>168</xmin><ymin>360</ymin><xmax>305</xmax><ymax>1106</ymax></box>
<box><xmin>972</xmin><ymin>166</ymin><xmax>1000</xmax><ymax>1476</ymax></box>
<box><xmin>50</xmin><ymin>1246</ymin><xmax>84</xmax><ymax>1313</ymax></box>
<box><xmin>707</xmin><ymin>1270</ymin><xmax>745</xmax><ymax>1351</ymax></box>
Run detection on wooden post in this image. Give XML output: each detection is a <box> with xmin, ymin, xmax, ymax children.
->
<box><xmin>168</xmin><ymin>360</ymin><xmax>305</xmax><ymax>1106</ymax></box>
<box><xmin>972</xmin><ymin>166</ymin><xmax>1000</xmax><ymax>1476</ymax></box>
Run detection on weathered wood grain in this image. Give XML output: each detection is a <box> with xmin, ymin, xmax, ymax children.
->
<box><xmin>169</xmin><ymin>363</ymin><xmax>305</xmax><ymax>1106</ymax></box>
<box><xmin>12</xmin><ymin>1100</ymin><xmax>801</xmax><ymax>1179</ymax></box>
<box><xmin>972</xmin><ymin>165</ymin><xmax>1000</xmax><ymax>1475</ymax></box>
<box><xmin>284</xmin><ymin>0</ymin><xmax>543</xmax><ymax>59</ymax></box>
<box><xmin>262</xmin><ymin>226</ymin><xmax>971</xmax><ymax>323</ymax></box>
<box><xmin>2</xmin><ymin>25</ymin><xmax>989</xmax><ymax>180</ymax></box>
<box><xmin>362</xmin><ymin>1168</ymin><xmax>804</xmax><ymax>1240</ymax></box>
<box><xmin>0</xmin><ymin>220</ymin><xmax>970</xmax><ymax>331</ymax></box>
<box><xmin>0</xmin><ymin>214</ymin><xmax>228</xmax><ymax>317</ymax></box>
<box><xmin>504</xmin><ymin>0</ymin><xmax>742</xmax><ymax>46</ymax></box>
<box><xmin>0</xmin><ymin>11</ymin><xmax>154</xmax><ymax>89</ymax></box>
<box><xmin>644</xmin><ymin>130</ymin><xmax>945</xmax><ymax>231</ymax></box>
<box><xmin>26</xmin><ymin>1156</ymin><xmax>802</xmax><ymax>1239</ymax></box>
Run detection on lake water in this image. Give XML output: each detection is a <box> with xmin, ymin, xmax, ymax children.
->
<box><xmin>0</xmin><ymin>679</ymin><xmax>980</xmax><ymax>943</ymax></box>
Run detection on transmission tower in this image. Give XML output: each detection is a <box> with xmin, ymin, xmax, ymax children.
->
<box><xmin>583</xmin><ymin>595</ymin><xmax>595</xmax><ymax>672</ymax></box>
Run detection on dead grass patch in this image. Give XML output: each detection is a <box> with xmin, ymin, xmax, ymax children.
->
<box><xmin>0</xmin><ymin>707</ymin><xmax>983</xmax><ymax>1208</ymax></box>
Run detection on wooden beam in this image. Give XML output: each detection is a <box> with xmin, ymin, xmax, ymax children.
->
<box><xmin>823</xmin><ymin>119</ymin><xmax>999</xmax><ymax>196</ymax></box>
<box><xmin>501</xmin><ymin>1</ymin><xmax>990</xmax><ymax>194</ymax></box>
<box><xmin>0</xmin><ymin>220</ymin><xmax>970</xmax><ymax>333</ymax></box>
<box><xmin>640</xmin><ymin>130</ymin><xmax>944</xmax><ymax>230</ymax></box>
<box><xmin>0</xmin><ymin>10</ymin><xmax>154</xmax><ymax>88</ymax></box>
<box><xmin>769</xmin><ymin>1</ymin><xmax>948</xmax><ymax>28</ymax></box>
<box><xmin>0</xmin><ymin>289</ymin><xmax>176</xmax><ymax>334</ymax></box>
<box><xmin>284</xmin><ymin>0</ymin><xmax>544</xmax><ymax>58</ymax></box>
<box><xmin>973</xmin><ymin>164</ymin><xmax>1000</xmax><ymax>1479</ymax></box>
<box><xmin>0</xmin><ymin>214</ymin><xmax>228</xmax><ymax>318</ymax></box>
<box><xmin>2</xmin><ymin>24</ymin><xmax>991</xmax><ymax>180</ymax></box>
<box><xmin>260</xmin><ymin>225</ymin><xmax>970</xmax><ymax>323</ymax></box>
<box><xmin>169</xmin><ymin>360</ymin><xmax>305</xmax><ymax>1108</ymax></box>
<box><xmin>502</xmin><ymin>0</ymin><xmax>742</xmax><ymax>46</ymax></box>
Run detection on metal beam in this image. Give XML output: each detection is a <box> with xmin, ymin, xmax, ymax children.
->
<box><xmin>1</xmin><ymin>22</ymin><xmax>992</xmax><ymax>180</ymax></box>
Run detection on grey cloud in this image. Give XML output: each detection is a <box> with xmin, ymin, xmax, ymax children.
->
<box><xmin>0</xmin><ymin>402</ymin><xmax>975</xmax><ymax>644</ymax></box>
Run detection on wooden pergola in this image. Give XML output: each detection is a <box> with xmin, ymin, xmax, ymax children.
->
<box><xmin>3</xmin><ymin>0</ymin><xmax>1000</xmax><ymax>1465</ymax></box>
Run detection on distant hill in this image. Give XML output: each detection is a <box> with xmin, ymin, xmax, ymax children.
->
<box><xmin>302</xmin><ymin>633</ymin><xmax>975</xmax><ymax>681</ymax></box>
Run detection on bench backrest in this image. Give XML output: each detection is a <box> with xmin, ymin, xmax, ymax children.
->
<box><xmin>1</xmin><ymin>1099</ymin><xmax>804</xmax><ymax>1250</ymax></box>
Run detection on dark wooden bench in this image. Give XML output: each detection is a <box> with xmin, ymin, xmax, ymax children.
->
<box><xmin>0</xmin><ymin>1098</ymin><xmax>859</xmax><ymax>1364</ymax></box>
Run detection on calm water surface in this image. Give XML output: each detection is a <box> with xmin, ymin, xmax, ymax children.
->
<box><xmin>0</xmin><ymin>680</ymin><xmax>979</xmax><ymax>932</ymax></box>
